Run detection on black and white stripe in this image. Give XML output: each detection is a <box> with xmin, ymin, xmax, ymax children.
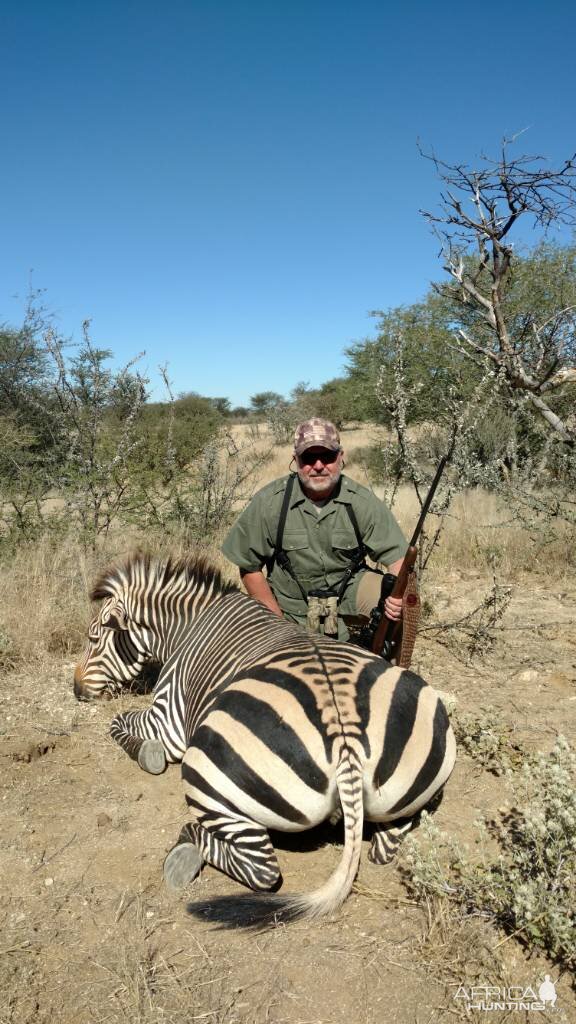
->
<box><xmin>77</xmin><ymin>553</ymin><xmax>456</xmax><ymax>926</ymax></box>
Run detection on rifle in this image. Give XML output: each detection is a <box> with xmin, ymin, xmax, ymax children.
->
<box><xmin>371</xmin><ymin>454</ymin><xmax>449</xmax><ymax>665</ymax></box>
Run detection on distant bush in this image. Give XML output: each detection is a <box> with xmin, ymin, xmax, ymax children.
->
<box><xmin>139</xmin><ymin>393</ymin><xmax>223</xmax><ymax>477</ymax></box>
<box><xmin>0</xmin><ymin>305</ymin><xmax>229</xmax><ymax>550</ymax></box>
<box><xmin>347</xmin><ymin>443</ymin><xmax>402</xmax><ymax>482</ymax></box>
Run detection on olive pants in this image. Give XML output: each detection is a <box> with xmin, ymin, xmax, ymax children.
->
<box><xmin>353</xmin><ymin>570</ymin><xmax>384</xmax><ymax>618</ymax></box>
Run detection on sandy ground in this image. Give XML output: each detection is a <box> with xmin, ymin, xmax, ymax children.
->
<box><xmin>1</xmin><ymin>564</ymin><xmax>575</xmax><ymax>1024</ymax></box>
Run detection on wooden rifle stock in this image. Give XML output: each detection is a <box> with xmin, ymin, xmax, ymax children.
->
<box><xmin>370</xmin><ymin>545</ymin><xmax>417</xmax><ymax>657</ymax></box>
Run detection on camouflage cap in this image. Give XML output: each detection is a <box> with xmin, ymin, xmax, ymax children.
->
<box><xmin>293</xmin><ymin>418</ymin><xmax>341</xmax><ymax>455</ymax></box>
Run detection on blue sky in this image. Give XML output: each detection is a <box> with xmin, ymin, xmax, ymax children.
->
<box><xmin>1</xmin><ymin>1</ymin><xmax>575</xmax><ymax>406</ymax></box>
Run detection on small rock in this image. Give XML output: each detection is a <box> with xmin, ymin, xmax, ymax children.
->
<box><xmin>517</xmin><ymin>670</ymin><xmax>539</xmax><ymax>683</ymax></box>
<box><xmin>97</xmin><ymin>812</ymin><xmax>113</xmax><ymax>828</ymax></box>
<box><xmin>44</xmin><ymin>877</ymin><xmax>54</xmax><ymax>887</ymax></box>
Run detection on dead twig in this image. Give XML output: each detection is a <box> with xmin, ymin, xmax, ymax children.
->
<box><xmin>32</xmin><ymin>832</ymin><xmax>77</xmax><ymax>873</ymax></box>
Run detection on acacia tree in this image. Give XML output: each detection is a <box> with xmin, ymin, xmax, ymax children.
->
<box><xmin>249</xmin><ymin>391</ymin><xmax>284</xmax><ymax>417</ymax></box>
<box><xmin>44</xmin><ymin>321</ymin><xmax>149</xmax><ymax>546</ymax></box>
<box><xmin>420</xmin><ymin>141</ymin><xmax>576</xmax><ymax>446</ymax></box>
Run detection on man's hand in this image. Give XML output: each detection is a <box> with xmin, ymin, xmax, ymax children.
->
<box><xmin>384</xmin><ymin>595</ymin><xmax>403</xmax><ymax>621</ymax></box>
<box><xmin>384</xmin><ymin>557</ymin><xmax>405</xmax><ymax>621</ymax></box>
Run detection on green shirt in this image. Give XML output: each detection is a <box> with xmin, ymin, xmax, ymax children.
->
<box><xmin>221</xmin><ymin>474</ymin><xmax>408</xmax><ymax>621</ymax></box>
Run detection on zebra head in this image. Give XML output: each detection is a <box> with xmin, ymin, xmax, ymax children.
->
<box><xmin>74</xmin><ymin>551</ymin><xmax>236</xmax><ymax>700</ymax></box>
<box><xmin>73</xmin><ymin>593</ymin><xmax>155</xmax><ymax>700</ymax></box>
<box><xmin>73</xmin><ymin>557</ymin><xmax>160</xmax><ymax>700</ymax></box>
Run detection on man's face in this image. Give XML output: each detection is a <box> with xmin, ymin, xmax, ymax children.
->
<box><xmin>296</xmin><ymin>446</ymin><xmax>343</xmax><ymax>499</ymax></box>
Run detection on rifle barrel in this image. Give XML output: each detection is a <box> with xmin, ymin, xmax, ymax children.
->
<box><xmin>408</xmin><ymin>454</ymin><xmax>448</xmax><ymax>548</ymax></box>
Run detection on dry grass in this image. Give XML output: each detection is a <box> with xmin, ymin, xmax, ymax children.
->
<box><xmin>410</xmin><ymin>897</ymin><xmax>501</xmax><ymax>980</ymax></box>
<box><xmin>0</xmin><ymin>533</ymin><xmax>216</xmax><ymax>672</ymax></box>
<box><xmin>0</xmin><ymin>894</ymin><xmax>234</xmax><ymax>1024</ymax></box>
<box><xmin>424</xmin><ymin>490</ymin><xmax>574</xmax><ymax>579</ymax></box>
<box><xmin>0</xmin><ymin>423</ymin><xmax>572</xmax><ymax>671</ymax></box>
<box><xmin>0</xmin><ymin>536</ymin><xmax>94</xmax><ymax>669</ymax></box>
<box><xmin>91</xmin><ymin>900</ymin><xmax>233</xmax><ymax>1024</ymax></box>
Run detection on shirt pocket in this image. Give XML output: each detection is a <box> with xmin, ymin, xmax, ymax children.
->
<box><xmin>331</xmin><ymin>529</ymin><xmax>360</xmax><ymax>556</ymax></box>
<box><xmin>282</xmin><ymin>530</ymin><xmax>310</xmax><ymax>552</ymax></box>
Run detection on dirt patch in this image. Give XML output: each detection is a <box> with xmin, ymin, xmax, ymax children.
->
<box><xmin>0</xmin><ymin>733</ymin><xmax>71</xmax><ymax>764</ymax></box>
<box><xmin>1</xmin><ymin>577</ymin><xmax>575</xmax><ymax>1023</ymax></box>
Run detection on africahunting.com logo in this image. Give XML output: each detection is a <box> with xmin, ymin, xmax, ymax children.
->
<box><xmin>454</xmin><ymin>976</ymin><xmax>558</xmax><ymax>1012</ymax></box>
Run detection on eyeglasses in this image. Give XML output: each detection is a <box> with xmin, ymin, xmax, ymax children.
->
<box><xmin>298</xmin><ymin>449</ymin><xmax>340</xmax><ymax>466</ymax></box>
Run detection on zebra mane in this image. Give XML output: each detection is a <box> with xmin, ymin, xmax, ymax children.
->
<box><xmin>90</xmin><ymin>551</ymin><xmax>238</xmax><ymax>602</ymax></box>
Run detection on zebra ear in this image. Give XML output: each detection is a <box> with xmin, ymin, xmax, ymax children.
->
<box><xmin>102</xmin><ymin>601</ymin><xmax>129</xmax><ymax>631</ymax></box>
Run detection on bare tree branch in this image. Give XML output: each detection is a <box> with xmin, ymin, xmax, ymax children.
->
<box><xmin>420</xmin><ymin>141</ymin><xmax>576</xmax><ymax>445</ymax></box>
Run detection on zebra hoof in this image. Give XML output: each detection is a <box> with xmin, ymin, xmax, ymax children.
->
<box><xmin>137</xmin><ymin>739</ymin><xmax>167</xmax><ymax>775</ymax></box>
<box><xmin>163</xmin><ymin>843</ymin><xmax>203</xmax><ymax>890</ymax></box>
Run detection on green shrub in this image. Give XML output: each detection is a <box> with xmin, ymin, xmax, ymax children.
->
<box><xmin>452</xmin><ymin>706</ymin><xmax>525</xmax><ymax>775</ymax></box>
<box><xmin>402</xmin><ymin>737</ymin><xmax>576</xmax><ymax>971</ymax></box>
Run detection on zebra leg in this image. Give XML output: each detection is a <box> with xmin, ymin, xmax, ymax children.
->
<box><xmin>368</xmin><ymin>818</ymin><xmax>415</xmax><ymax>865</ymax></box>
<box><xmin>180</xmin><ymin>747</ymin><xmax>283</xmax><ymax>892</ymax></box>
<box><xmin>187</xmin><ymin>816</ymin><xmax>282</xmax><ymax>892</ymax></box>
<box><xmin>110</xmin><ymin>710</ymin><xmax>167</xmax><ymax>775</ymax></box>
<box><xmin>163</xmin><ymin>818</ymin><xmax>282</xmax><ymax>893</ymax></box>
<box><xmin>163</xmin><ymin>823</ymin><xmax>204</xmax><ymax>890</ymax></box>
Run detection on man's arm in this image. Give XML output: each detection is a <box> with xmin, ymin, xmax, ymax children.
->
<box><xmin>222</xmin><ymin>483</ymin><xmax>283</xmax><ymax>617</ymax></box>
<box><xmin>240</xmin><ymin>570</ymin><xmax>283</xmax><ymax>617</ymax></box>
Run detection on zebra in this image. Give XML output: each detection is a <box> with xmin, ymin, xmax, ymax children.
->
<box><xmin>75</xmin><ymin>552</ymin><xmax>456</xmax><ymax>927</ymax></box>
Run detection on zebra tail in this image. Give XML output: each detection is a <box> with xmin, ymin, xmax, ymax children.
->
<box><xmin>186</xmin><ymin>755</ymin><xmax>364</xmax><ymax>930</ymax></box>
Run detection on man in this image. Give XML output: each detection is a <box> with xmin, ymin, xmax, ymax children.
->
<box><xmin>222</xmin><ymin>417</ymin><xmax>407</xmax><ymax>640</ymax></box>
